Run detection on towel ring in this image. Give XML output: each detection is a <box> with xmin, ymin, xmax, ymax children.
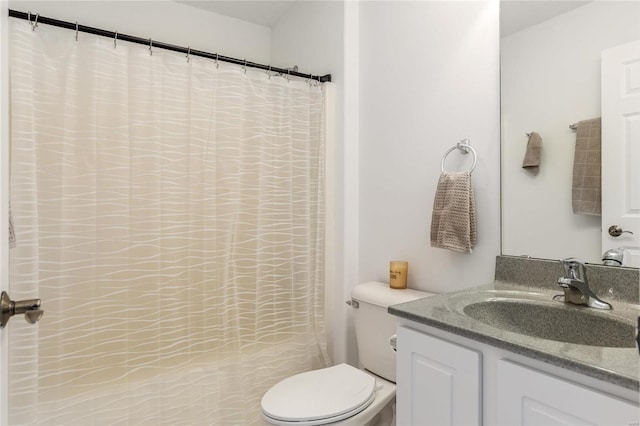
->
<box><xmin>440</xmin><ymin>139</ymin><xmax>477</xmax><ymax>173</ymax></box>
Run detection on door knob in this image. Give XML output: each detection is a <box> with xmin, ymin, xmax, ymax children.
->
<box><xmin>0</xmin><ymin>291</ymin><xmax>43</xmax><ymax>328</ymax></box>
<box><xmin>608</xmin><ymin>225</ymin><xmax>634</xmax><ymax>237</ymax></box>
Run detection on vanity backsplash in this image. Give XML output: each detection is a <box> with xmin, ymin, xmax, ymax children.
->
<box><xmin>495</xmin><ymin>255</ymin><xmax>639</xmax><ymax>304</ymax></box>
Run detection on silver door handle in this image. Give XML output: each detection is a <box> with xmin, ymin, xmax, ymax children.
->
<box><xmin>608</xmin><ymin>225</ymin><xmax>634</xmax><ymax>237</ymax></box>
<box><xmin>0</xmin><ymin>291</ymin><xmax>43</xmax><ymax>328</ymax></box>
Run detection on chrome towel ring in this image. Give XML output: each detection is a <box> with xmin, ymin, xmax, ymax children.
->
<box><xmin>440</xmin><ymin>138</ymin><xmax>477</xmax><ymax>173</ymax></box>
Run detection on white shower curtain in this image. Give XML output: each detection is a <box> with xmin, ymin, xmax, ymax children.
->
<box><xmin>9</xmin><ymin>18</ymin><xmax>329</xmax><ymax>425</ymax></box>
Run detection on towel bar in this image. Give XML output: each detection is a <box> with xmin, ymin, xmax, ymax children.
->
<box><xmin>440</xmin><ymin>139</ymin><xmax>477</xmax><ymax>173</ymax></box>
<box><xmin>527</xmin><ymin>124</ymin><xmax>576</xmax><ymax>136</ymax></box>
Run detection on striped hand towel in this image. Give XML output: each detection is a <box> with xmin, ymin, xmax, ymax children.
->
<box><xmin>430</xmin><ymin>171</ymin><xmax>476</xmax><ymax>254</ymax></box>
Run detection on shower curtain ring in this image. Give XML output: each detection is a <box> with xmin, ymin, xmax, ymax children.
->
<box><xmin>215</xmin><ymin>53</ymin><xmax>219</xmax><ymax>69</ymax></box>
<box><xmin>75</xmin><ymin>21</ymin><xmax>79</xmax><ymax>41</ymax></box>
<box><xmin>114</xmin><ymin>31</ymin><xmax>118</xmax><ymax>48</ymax></box>
<box><xmin>267</xmin><ymin>65</ymin><xmax>272</xmax><ymax>79</ymax></box>
<box><xmin>28</xmin><ymin>12</ymin><xmax>39</xmax><ymax>31</ymax></box>
<box><xmin>243</xmin><ymin>59</ymin><xmax>247</xmax><ymax>74</ymax></box>
<box><xmin>149</xmin><ymin>39</ymin><xmax>153</xmax><ymax>56</ymax></box>
<box><xmin>186</xmin><ymin>47</ymin><xmax>190</xmax><ymax>63</ymax></box>
<box><xmin>287</xmin><ymin>69</ymin><xmax>291</xmax><ymax>83</ymax></box>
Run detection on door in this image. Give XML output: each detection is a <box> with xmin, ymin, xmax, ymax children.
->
<box><xmin>601</xmin><ymin>39</ymin><xmax>640</xmax><ymax>267</ymax></box>
<box><xmin>396</xmin><ymin>326</ymin><xmax>481</xmax><ymax>426</ymax></box>
<box><xmin>497</xmin><ymin>359</ymin><xmax>638</xmax><ymax>425</ymax></box>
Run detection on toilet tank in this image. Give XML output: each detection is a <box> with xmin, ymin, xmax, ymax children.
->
<box><xmin>351</xmin><ymin>281</ymin><xmax>432</xmax><ymax>383</ymax></box>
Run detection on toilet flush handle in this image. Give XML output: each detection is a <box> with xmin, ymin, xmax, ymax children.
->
<box><xmin>389</xmin><ymin>334</ymin><xmax>397</xmax><ymax>352</ymax></box>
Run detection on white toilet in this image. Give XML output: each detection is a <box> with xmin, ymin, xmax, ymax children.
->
<box><xmin>261</xmin><ymin>281</ymin><xmax>432</xmax><ymax>426</ymax></box>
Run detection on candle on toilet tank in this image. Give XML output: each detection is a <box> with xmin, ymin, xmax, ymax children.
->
<box><xmin>389</xmin><ymin>261</ymin><xmax>408</xmax><ymax>289</ymax></box>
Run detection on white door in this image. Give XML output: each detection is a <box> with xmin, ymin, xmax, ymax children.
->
<box><xmin>601</xmin><ymin>39</ymin><xmax>640</xmax><ymax>267</ymax></box>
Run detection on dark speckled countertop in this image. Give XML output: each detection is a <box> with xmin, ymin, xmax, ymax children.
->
<box><xmin>388</xmin><ymin>256</ymin><xmax>640</xmax><ymax>392</ymax></box>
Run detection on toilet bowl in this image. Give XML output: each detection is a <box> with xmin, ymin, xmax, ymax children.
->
<box><xmin>261</xmin><ymin>282</ymin><xmax>432</xmax><ymax>426</ymax></box>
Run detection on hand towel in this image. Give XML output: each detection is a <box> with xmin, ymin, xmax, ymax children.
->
<box><xmin>522</xmin><ymin>132</ymin><xmax>542</xmax><ymax>175</ymax></box>
<box><xmin>572</xmin><ymin>118</ymin><xmax>601</xmax><ymax>216</ymax></box>
<box><xmin>430</xmin><ymin>171</ymin><xmax>476</xmax><ymax>254</ymax></box>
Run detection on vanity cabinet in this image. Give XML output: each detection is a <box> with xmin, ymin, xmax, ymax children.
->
<box><xmin>396</xmin><ymin>324</ymin><xmax>639</xmax><ymax>426</ymax></box>
<box><xmin>496</xmin><ymin>360</ymin><xmax>639</xmax><ymax>425</ymax></box>
<box><xmin>396</xmin><ymin>326</ymin><xmax>481</xmax><ymax>426</ymax></box>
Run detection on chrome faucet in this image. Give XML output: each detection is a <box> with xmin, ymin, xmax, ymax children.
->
<box><xmin>556</xmin><ymin>258</ymin><xmax>612</xmax><ymax>310</ymax></box>
<box><xmin>602</xmin><ymin>247</ymin><xmax>624</xmax><ymax>266</ymax></box>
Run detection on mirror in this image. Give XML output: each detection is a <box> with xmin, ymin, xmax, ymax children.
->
<box><xmin>500</xmin><ymin>1</ymin><xmax>640</xmax><ymax>266</ymax></box>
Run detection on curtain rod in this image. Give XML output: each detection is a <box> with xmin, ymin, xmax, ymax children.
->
<box><xmin>8</xmin><ymin>9</ymin><xmax>332</xmax><ymax>83</ymax></box>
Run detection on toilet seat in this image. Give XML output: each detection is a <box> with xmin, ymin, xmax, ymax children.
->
<box><xmin>261</xmin><ymin>364</ymin><xmax>377</xmax><ymax>426</ymax></box>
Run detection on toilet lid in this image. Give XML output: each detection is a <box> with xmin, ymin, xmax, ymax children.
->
<box><xmin>261</xmin><ymin>364</ymin><xmax>376</xmax><ymax>424</ymax></box>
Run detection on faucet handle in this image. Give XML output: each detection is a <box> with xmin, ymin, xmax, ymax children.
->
<box><xmin>558</xmin><ymin>258</ymin><xmax>587</xmax><ymax>280</ymax></box>
<box><xmin>559</xmin><ymin>257</ymin><xmax>586</xmax><ymax>266</ymax></box>
<box><xmin>556</xmin><ymin>258</ymin><xmax>610</xmax><ymax>310</ymax></box>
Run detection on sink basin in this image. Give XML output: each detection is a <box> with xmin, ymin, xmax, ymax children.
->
<box><xmin>463</xmin><ymin>299</ymin><xmax>636</xmax><ymax>348</ymax></box>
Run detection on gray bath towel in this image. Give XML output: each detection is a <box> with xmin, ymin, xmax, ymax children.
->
<box><xmin>572</xmin><ymin>118</ymin><xmax>601</xmax><ymax>216</ymax></box>
<box><xmin>430</xmin><ymin>171</ymin><xmax>477</xmax><ymax>254</ymax></box>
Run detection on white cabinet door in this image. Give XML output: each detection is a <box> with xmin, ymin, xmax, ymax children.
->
<box><xmin>396</xmin><ymin>326</ymin><xmax>481</xmax><ymax>426</ymax></box>
<box><xmin>497</xmin><ymin>359</ymin><xmax>639</xmax><ymax>426</ymax></box>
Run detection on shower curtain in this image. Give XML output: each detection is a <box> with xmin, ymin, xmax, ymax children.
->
<box><xmin>8</xmin><ymin>18</ymin><xmax>329</xmax><ymax>425</ymax></box>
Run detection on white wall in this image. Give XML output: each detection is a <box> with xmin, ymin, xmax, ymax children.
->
<box><xmin>501</xmin><ymin>1</ymin><xmax>640</xmax><ymax>263</ymax></box>
<box><xmin>358</xmin><ymin>1</ymin><xmax>501</xmax><ymax>295</ymax></box>
<box><xmin>271</xmin><ymin>1</ymin><xmax>342</xmax><ymax>79</ymax></box>
<box><xmin>7</xmin><ymin>0</ymin><xmax>272</xmax><ymax>63</ymax></box>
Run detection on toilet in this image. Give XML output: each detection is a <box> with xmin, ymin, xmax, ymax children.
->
<box><xmin>261</xmin><ymin>281</ymin><xmax>432</xmax><ymax>426</ymax></box>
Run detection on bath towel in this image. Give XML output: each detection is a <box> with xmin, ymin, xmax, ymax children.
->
<box><xmin>572</xmin><ymin>118</ymin><xmax>601</xmax><ymax>216</ymax></box>
<box><xmin>522</xmin><ymin>132</ymin><xmax>542</xmax><ymax>175</ymax></box>
<box><xmin>430</xmin><ymin>171</ymin><xmax>476</xmax><ymax>254</ymax></box>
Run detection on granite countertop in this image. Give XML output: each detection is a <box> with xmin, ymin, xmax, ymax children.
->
<box><xmin>389</xmin><ymin>280</ymin><xmax>640</xmax><ymax>391</ymax></box>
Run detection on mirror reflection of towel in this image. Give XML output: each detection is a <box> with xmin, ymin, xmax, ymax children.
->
<box><xmin>572</xmin><ymin>118</ymin><xmax>601</xmax><ymax>216</ymax></box>
<box><xmin>522</xmin><ymin>132</ymin><xmax>542</xmax><ymax>175</ymax></box>
<box><xmin>430</xmin><ymin>171</ymin><xmax>476</xmax><ymax>254</ymax></box>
